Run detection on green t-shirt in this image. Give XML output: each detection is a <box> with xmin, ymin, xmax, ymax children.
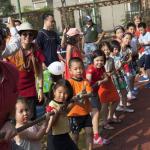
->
<box><xmin>83</xmin><ymin>24</ymin><xmax>101</xmax><ymax>43</ymax></box>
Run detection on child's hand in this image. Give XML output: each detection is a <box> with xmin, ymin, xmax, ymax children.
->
<box><xmin>97</xmin><ymin>80</ymin><xmax>102</xmax><ymax>86</ymax></box>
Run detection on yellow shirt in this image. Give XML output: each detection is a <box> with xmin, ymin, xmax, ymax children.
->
<box><xmin>49</xmin><ymin>100</ymin><xmax>70</xmax><ymax>135</ymax></box>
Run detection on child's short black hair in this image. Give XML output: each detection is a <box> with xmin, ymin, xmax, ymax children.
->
<box><xmin>122</xmin><ymin>32</ymin><xmax>133</xmax><ymax>39</ymax></box>
<box><xmin>52</xmin><ymin>79</ymin><xmax>73</xmax><ymax>102</ymax></box>
<box><xmin>91</xmin><ymin>50</ymin><xmax>106</xmax><ymax>64</ymax></box>
<box><xmin>16</xmin><ymin>97</ymin><xmax>28</xmax><ymax>107</ymax></box>
<box><xmin>99</xmin><ymin>41</ymin><xmax>111</xmax><ymax>52</ymax></box>
<box><xmin>114</xmin><ymin>25</ymin><xmax>125</xmax><ymax>34</ymax></box>
<box><xmin>42</xmin><ymin>13</ymin><xmax>54</xmax><ymax>21</ymax></box>
<box><xmin>138</xmin><ymin>22</ymin><xmax>147</xmax><ymax>29</ymax></box>
<box><xmin>14</xmin><ymin>19</ymin><xmax>22</xmax><ymax>25</ymax></box>
<box><xmin>126</xmin><ymin>22</ymin><xmax>136</xmax><ymax>29</ymax></box>
<box><xmin>109</xmin><ymin>40</ymin><xmax>121</xmax><ymax>52</ymax></box>
<box><xmin>69</xmin><ymin>57</ymin><xmax>84</xmax><ymax>68</ymax></box>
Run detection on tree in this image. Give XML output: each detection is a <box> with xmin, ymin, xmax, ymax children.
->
<box><xmin>0</xmin><ymin>0</ymin><xmax>14</xmax><ymax>16</ymax></box>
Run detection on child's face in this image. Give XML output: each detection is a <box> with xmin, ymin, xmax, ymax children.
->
<box><xmin>139</xmin><ymin>27</ymin><xmax>146</xmax><ymax>35</ymax></box>
<box><xmin>93</xmin><ymin>56</ymin><xmax>105</xmax><ymax>68</ymax></box>
<box><xmin>115</xmin><ymin>29</ymin><xmax>124</xmax><ymax>39</ymax></box>
<box><xmin>15</xmin><ymin>102</ymin><xmax>29</xmax><ymax>124</ymax></box>
<box><xmin>54</xmin><ymin>86</ymin><xmax>68</xmax><ymax>102</ymax></box>
<box><xmin>134</xmin><ymin>19</ymin><xmax>141</xmax><ymax>27</ymax></box>
<box><xmin>69</xmin><ymin>62</ymin><xmax>83</xmax><ymax>79</ymax></box>
<box><xmin>127</xmin><ymin>26</ymin><xmax>135</xmax><ymax>34</ymax></box>
<box><xmin>102</xmin><ymin>45</ymin><xmax>110</xmax><ymax>57</ymax></box>
<box><xmin>122</xmin><ymin>34</ymin><xmax>132</xmax><ymax>46</ymax></box>
<box><xmin>113</xmin><ymin>48</ymin><xmax>119</xmax><ymax>56</ymax></box>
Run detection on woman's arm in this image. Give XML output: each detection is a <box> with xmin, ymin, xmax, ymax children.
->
<box><xmin>66</xmin><ymin>44</ymin><xmax>72</xmax><ymax>65</ymax></box>
<box><xmin>37</xmin><ymin>62</ymin><xmax>43</xmax><ymax>102</ymax></box>
<box><xmin>1</xmin><ymin>17</ymin><xmax>21</xmax><ymax>58</ymax></box>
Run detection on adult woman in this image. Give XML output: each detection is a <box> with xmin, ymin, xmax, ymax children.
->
<box><xmin>6</xmin><ymin>22</ymin><xmax>45</xmax><ymax>119</ymax></box>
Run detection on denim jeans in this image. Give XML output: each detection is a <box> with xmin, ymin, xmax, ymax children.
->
<box><xmin>84</xmin><ymin>43</ymin><xmax>97</xmax><ymax>66</ymax></box>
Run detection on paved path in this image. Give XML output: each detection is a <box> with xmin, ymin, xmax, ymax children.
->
<box><xmin>94</xmin><ymin>83</ymin><xmax>150</xmax><ymax>150</ymax></box>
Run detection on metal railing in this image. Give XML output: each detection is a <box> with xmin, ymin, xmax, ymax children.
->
<box><xmin>126</xmin><ymin>9</ymin><xmax>150</xmax><ymax>25</ymax></box>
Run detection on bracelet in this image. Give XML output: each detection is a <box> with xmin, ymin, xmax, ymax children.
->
<box><xmin>39</xmin><ymin>87</ymin><xmax>43</xmax><ymax>89</ymax></box>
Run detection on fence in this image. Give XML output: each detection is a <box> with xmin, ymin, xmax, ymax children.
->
<box><xmin>126</xmin><ymin>9</ymin><xmax>150</xmax><ymax>26</ymax></box>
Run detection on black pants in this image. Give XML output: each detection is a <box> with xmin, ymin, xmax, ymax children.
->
<box><xmin>47</xmin><ymin>133</ymin><xmax>79</xmax><ymax>150</ymax></box>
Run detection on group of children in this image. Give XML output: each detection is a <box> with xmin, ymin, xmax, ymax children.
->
<box><xmin>12</xmin><ymin>16</ymin><xmax>150</xmax><ymax>150</ymax></box>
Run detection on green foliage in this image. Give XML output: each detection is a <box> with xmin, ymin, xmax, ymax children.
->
<box><xmin>22</xmin><ymin>6</ymin><xmax>53</xmax><ymax>30</ymax></box>
<box><xmin>38</xmin><ymin>6</ymin><xmax>53</xmax><ymax>12</ymax></box>
<box><xmin>23</xmin><ymin>6</ymin><xmax>33</xmax><ymax>12</ymax></box>
<box><xmin>0</xmin><ymin>0</ymin><xmax>14</xmax><ymax>16</ymax></box>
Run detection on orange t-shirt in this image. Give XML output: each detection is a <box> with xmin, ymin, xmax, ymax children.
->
<box><xmin>67</xmin><ymin>78</ymin><xmax>92</xmax><ymax>117</ymax></box>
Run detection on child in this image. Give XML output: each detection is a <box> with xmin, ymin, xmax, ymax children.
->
<box><xmin>14</xmin><ymin>98</ymin><xmax>47</xmax><ymax>150</ymax></box>
<box><xmin>126</xmin><ymin>22</ymin><xmax>139</xmax><ymax>54</ymax></box>
<box><xmin>120</xmin><ymin>32</ymin><xmax>136</xmax><ymax>100</ymax></box>
<box><xmin>110</xmin><ymin>40</ymin><xmax>134</xmax><ymax>113</ymax></box>
<box><xmin>114</xmin><ymin>26</ymin><xmax>125</xmax><ymax>44</ymax></box>
<box><xmin>46</xmin><ymin>79</ymin><xmax>78</xmax><ymax>150</ymax></box>
<box><xmin>67</xmin><ymin>57</ymin><xmax>93</xmax><ymax>150</ymax></box>
<box><xmin>65</xmin><ymin>28</ymin><xmax>83</xmax><ymax>79</ymax></box>
<box><xmin>126</xmin><ymin>22</ymin><xmax>139</xmax><ymax>94</ymax></box>
<box><xmin>138</xmin><ymin>22</ymin><xmax>150</xmax><ymax>88</ymax></box>
<box><xmin>86</xmin><ymin>50</ymin><xmax>109</xmax><ymax>145</ymax></box>
<box><xmin>98</xmin><ymin>45</ymin><xmax>120</xmax><ymax>128</ymax></box>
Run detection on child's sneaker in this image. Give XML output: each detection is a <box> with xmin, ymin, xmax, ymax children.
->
<box><xmin>127</xmin><ymin>102</ymin><xmax>132</xmax><ymax>106</ymax></box>
<box><xmin>131</xmin><ymin>91</ymin><xmax>138</xmax><ymax>95</ymax></box>
<box><xmin>138</xmin><ymin>76</ymin><xmax>149</xmax><ymax>83</ymax></box>
<box><xmin>145</xmin><ymin>82</ymin><xmax>150</xmax><ymax>88</ymax></box>
<box><xmin>116</xmin><ymin>105</ymin><xmax>125</xmax><ymax>112</ymax></box>
<box><xmin>127</xmin><ymin>92</ymin><xmax>136</xmax><ymax>100</ymax></box>
<box><xmin>123</xmin><ymin>107</ymin><xmax>134</xmax><ymax>113</ymax></box>
<box><xmin>93</xmin><ymin>137</ymin><xmax>110</xmax><ymax>145</ymax></box>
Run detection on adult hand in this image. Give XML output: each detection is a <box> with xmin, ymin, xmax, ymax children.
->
<box><xmin>63</xmin><ymin>26</ymin><xmax>70</xmax><ymax>35</ymax></box>
<box><xmin>0</xmin><ymin>121</ymin><xmax>17</xmax><ymax>142</ymax></box>
<box><xmin>6</xmin><ymin>17</ymin><xmax>15</xmax><ymax>29</ymax></box>
<box><xmin>38</xmin><ymin>89</ymin><xmax>43</xmax><ymax>102</ymax></box>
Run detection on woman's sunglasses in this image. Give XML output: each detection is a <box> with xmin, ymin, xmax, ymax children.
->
<box><xmin>21</xmin><ymin>32</ymin><xmax>34</xmax><ymax>37</ymax></box>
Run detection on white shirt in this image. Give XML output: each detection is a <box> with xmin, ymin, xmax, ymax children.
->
<box><xmin>139</xmin><ymin>32</ymin><xmax>150</xmax><ymax>55</ymax></box>
<box><xmin>131</xmin><ymin>36</ymin><xmax>138</xmax><ymax>53</ymax></box>
<box><xmin>15</xmin><ymin>126</ymin><xmax>41</xmax><ymax>150</ymax></box>
<box><xmin>1</xmin><ymin>27</ymin><xmax>20</xmax><ymax>58</ymax></box>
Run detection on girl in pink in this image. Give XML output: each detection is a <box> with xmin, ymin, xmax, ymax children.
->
<box><xmin>65</xmin><ymin>28</ymin><xmax>83</xmax><ymax>79</ymax></box>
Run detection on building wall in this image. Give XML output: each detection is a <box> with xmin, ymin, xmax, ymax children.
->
<box><xmin>11</xmin><ymin>0</ymin><xmax>33</xmax><ymax>12</ymax></box>
<box><xmin>53</xmin><ymin>0</ymin><xmax>128</xmax><ymax>32</ymax></box>
<box><xmin>100</xmin><ymin>4</ymin><xmax>126</xmax><ymax>30</ymax></box>
<box><xmin>11</xmin><ymin>0</ymin><xmax>52</xmax><ymax>12</ymax></box>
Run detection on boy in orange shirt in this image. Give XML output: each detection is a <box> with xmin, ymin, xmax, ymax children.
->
<box><xmin>67</xmin><ymin>57</ymin><xmax>93</xmax><ymax>150</ymax></box>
